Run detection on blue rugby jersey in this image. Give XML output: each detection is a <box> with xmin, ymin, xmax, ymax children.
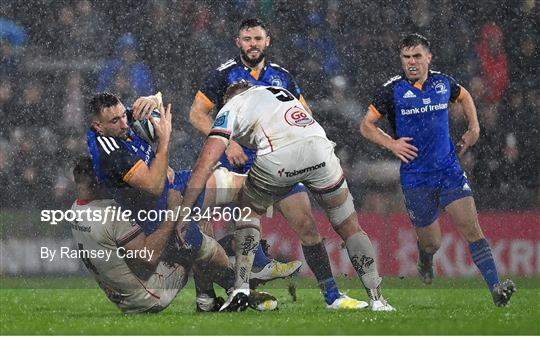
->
<box><xmin>369</xmin><ymin>70</ymin><xmax>464</xmax><ymax>186</ymax></box>
<box><xmin>195</xmin><ymin>57</ymin><xmax>306</xmax><ymax>174</ymax></box>
<box><xmin>198</xmin><ymin>56</ymin><xmax>303</xmax><ymax>109</ymax></box>
<box><xmin>87</xmin><ymin>121</ymin><xmax>169</xmax><ymax>235</ymax></box>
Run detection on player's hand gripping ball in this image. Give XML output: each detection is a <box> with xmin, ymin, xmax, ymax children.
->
<box><xmin>132</xmin><ymin>110</ymin><xmax>161</xmax><ymax>144</ymax></box>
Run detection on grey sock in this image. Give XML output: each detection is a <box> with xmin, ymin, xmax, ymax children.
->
<box><xmin>234</xmin><ymin>226</ymin><xmax>260</xmax><ymax>289</ymax></box>
<box><xmin>345</xmin><ymin>231</ymin><xmax>383</xmax><ymax>300</ymax></box>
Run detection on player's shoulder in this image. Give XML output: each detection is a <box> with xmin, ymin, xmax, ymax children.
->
<box><xmin>215</xmin><ymin>58</ymin><xmax>239</xmax><ymax>72</ymax></box>
<box><xmin>267</xmin><ymin>61</ymin><xmax>291</xmax><ymax>74</ymax></box>
<box><xmin>382</xmin><ymin>74</ymin><xmax>405</xmax><ymax>88</ymax></box>
<box><xmin>95</xmin><ymin>135</ymin><xmax>124</xmax><ymax>156</ymax></box>
<box><xmin>428</xmin><ymin>70</ymin><xmax>454</xmax><ymax>81</ymax></box>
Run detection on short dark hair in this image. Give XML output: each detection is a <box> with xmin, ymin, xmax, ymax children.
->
<box><xmin>88</xmin><ymin>92</ymin><xmax>120</xmax><ymax>120</ymax></box>
<box><xmin>223</xmin><ymin>80</ymin><xmax>253</xmax><ymax>103</ymax></box>
<box><xmin>73</xmin><ymin>155</ymin><xmax>97</xmax><ymax>187</ymax></box>
<box><xmin>399</xmin><ymin>33</ymin><xmax>431</xmax><ymax>52</ymax></box>
<box><xmin>239</xmin><ymin>18</ymin><xmax>268</xmax><ymax>35</ymax></box>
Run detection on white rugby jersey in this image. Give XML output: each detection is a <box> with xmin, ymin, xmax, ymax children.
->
<box><xmin>70</xmin><ymin>199</ymin><xmax>162</xmax><ymax>313</ymax></box>
<box><xmin>209</xmin><ymin>86</ymin><xmax>328</xmax><ymax>155</ymax></box>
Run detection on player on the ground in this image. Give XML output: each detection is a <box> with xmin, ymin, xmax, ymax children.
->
<box><xmin>86</xmin><ymin>92</ymin><xmax>286</xmax><ymax>310</ymax></box>
<box><xmin>180</xmin><ymin>82</ymin><xmax>395</xmax><ymax>311</ymax></box>
<box><xmin>180</xmin><ymin>18</ymin><xmax>364</xmax><ymax>309</ymax></box>
<box><xmin>359</xmin><ymin>33</ymin><xmax>515</xmax><ymax>306</ymax></box>
<box><xmin>70</xmin><ymin>156</ymin><xmax>277</xmax><ymax>313</ymax></box>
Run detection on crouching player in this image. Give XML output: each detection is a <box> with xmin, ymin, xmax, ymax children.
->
<box><xmin>70</xmin><ymin>156</ymin><xmax>277</xmax><ymax>313</ymax></box>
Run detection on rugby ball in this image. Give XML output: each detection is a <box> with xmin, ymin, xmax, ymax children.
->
<box><xmin>132</xmin><ymin>110</ymin><xmax>161</xmax><ymax>144</ymax></box>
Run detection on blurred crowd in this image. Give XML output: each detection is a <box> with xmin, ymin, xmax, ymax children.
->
<box><xmin>0</xmin><ymin>0</ymin><xmax>538</xmax><ymax>211</ymax></box>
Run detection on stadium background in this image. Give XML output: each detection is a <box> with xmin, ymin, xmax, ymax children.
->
<box><xmin>0</xmin><ymin>1</ymin><xmax>538</xmax><ymax>278</ymax></box>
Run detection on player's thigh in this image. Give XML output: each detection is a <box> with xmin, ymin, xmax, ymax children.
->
<box><xmin>402</xmin><ymin>185</ymin><xmax>441</xmax><ymax>228</ymax></box>
<box><xmin>275</xmin><ymin>190</ymin><xmax>321</xmax><ymax>245</ymax></box>
<box><xmin>156</xmin><ymin>262</ymin><xmax>189</xmax><ymax>310</ymax></box>
<box><xmin>445</xmin><ymin>196</ymin><xmax>484</xmax><ymax>242</ymax></box>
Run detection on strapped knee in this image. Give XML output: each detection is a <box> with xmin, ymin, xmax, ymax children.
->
<box><xmin>194</xmin><ymin>233</ymin><xmax>219</xmax><ymax>262</ymax></box>
<box><xmin>326</xmin><ymin>192</ymin><xmax>355</xmax><ymax>227</ymax></box>
<box><xmin>213</xmin><ymin>167</ymin><xmax>240</xmax><ymax>205</ymax></box>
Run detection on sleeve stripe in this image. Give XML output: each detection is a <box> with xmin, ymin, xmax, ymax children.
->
<box><xmin>123</xmin><ymin>159</ymin><xmax>145</xmax><ymax>182</ymax></box>
<box><xmin>456</xmin><ymin>85</ymin><xmax>465</xmax><ymax>101</ymax></box>
<box><xmin>196</xmin><ymin>91</ymin><xmax>215</xmax><ymax>110</ymax></box>
<box><xmin>97</xmin><ymin>136</ymin><xmax>112</xmax><ymax>154</ymax></box>
<box><xmin>117</xmin><ymin>225</ymin><xmax>143</xmax><ymax>247</ymax></box>
<box><xmin>208</xmin><ymin>130</ymin><xmax>231</xmax><ymax>139</ymax></box>
<box><xmin>101</xmin><ymin>137</ymin><xmax>116</xmax><ymax>151</ymax></box>
<box><xmin>299</xmin><ymin>95</ymin><xmax>308</xmax><ymax>107</ymax></box>
<box><xmin>368</xmin><ymin>104</ymin><xmax>383</xmax><ymax>119</ymax></box>
<box><xmin>109</xmin><ymin>137</ymin><xmax>120</xmax><ymax>149</ymax></box>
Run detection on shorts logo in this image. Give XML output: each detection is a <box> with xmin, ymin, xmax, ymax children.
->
<box><xmin>463</xmin><ymin>183</ymin><xmax>471</xmax><ymax>191</ymax></box>
<box><xmin>278</xmin><ymin>162</ymin><xmax>326</xmax><ymax>177</ymax></box>
<box><xmin>213</xmin><ymin>111</ymin><xmax>229</xmax><ymax>128</ymax></box>
<box><xmin>284</xmin><ymin>106</ymin><xmax>314</xmax><ymax>127</ymax></box>
<box><xmin>435</xmin><ymin>82</ymin><xmax>447</xmax><ymax>94</ymax></box>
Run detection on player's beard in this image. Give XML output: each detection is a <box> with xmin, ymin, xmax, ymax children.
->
<box><xmin>240</xmin><ymin>47</ymin><xmax>266</xmax><ymax>68</ymax></box>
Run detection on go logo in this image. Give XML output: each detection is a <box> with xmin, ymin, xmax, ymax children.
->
<box><xmin>284</xmin><ymin>107</ymin><xmax>314</xmax><ymax>127</ymax></box>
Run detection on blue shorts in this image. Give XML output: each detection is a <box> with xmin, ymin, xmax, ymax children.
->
<box><xmin>402</xmin><ymin>169</ymin><xmax>473</xmax><ymax>228</ymax></box>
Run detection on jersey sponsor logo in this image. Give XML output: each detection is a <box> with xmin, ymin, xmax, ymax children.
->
<box><xmin>284</xmin><ymin>106</ymin><xmax>314</xmax><ymax>127</ymax></box>
<box><xmin>422</xmin><ymin>98</ymin><xmax>431</xmax><ymax>104</ymax></box>
<box><xmin>435</xmin><ymin>82</ymin><xmax>448</xmax><ymax>94</ymax></box>
<box><xmin>213</xmin><ymin>111</ymin><xmax>229</xmax><ymax>128</ymax></box>
<box><xmin>403</xmin><ymin>90</ymin><xmax>416</xmax><ymax>98</ymax></box>
<box><xmin>278</xmin><ymin>162</ymin><xmax>326</xmax><ymax>178</ymax></box>
<box><xmin>400</xmin><ymin>102</ymin><xmax>448</xmax><ymax>116</ymax></box>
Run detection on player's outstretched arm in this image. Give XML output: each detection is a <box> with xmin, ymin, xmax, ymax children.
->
<box><xmin>177</xmin><ymin>137</ymin><xmax>228</xmax><ymax>235</ymax></box>
<box><xmin>360</xmin><ymin>108</ymin><xmax>418</xmax><ymax>163</ymax></box>
<box><xmin>125</xmin><ymin>103</ymin><xmax>173</xmax><ymax>196</ymax></box>
<box><xmin>455</xmin><ymin>87</ymin><xmax>480</xmax><ymax>156</ymax></box>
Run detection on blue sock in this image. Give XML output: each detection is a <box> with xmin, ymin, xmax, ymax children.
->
<box><xmin>469</xmin><ymin>238</ymin><xmax>500</xmax><ymax>290</ymax></box>
<box><xmin>252</xmin><ymin>243</ymin><xmax>271</xmax><ymax>268</ymax></box>
<box><xmin>321</xmin><ymin>278</ymin><xmax>340</xmax><ymax>305</ymax></box>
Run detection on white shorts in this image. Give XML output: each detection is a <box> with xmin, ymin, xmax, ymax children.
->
<box><xmin>122</xmin><ymin>262</ymin><xmax>188</xmax><ymax>314</ymax></box>
<box><xmin>243</xmin><ymin>136</ymin><xmax>345</xmax><ymax>211</ymax></box>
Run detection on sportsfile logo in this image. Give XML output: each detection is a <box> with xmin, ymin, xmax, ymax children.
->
<box><xmin>278</xmin><ymin>162</ymin><xmax>326</xmax><ymax>177</ymax></box>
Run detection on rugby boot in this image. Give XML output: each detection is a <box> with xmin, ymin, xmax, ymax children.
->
<box><xmin>491</xmin><ymin>279</ymin><xmax>516</xmax><ymax>307</ymax></box>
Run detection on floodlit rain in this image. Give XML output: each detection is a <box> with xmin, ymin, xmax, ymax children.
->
<box><xmin>0</xmin><ymin>1</ymin><xmax>538</xmax><ymax>330</ymax></box>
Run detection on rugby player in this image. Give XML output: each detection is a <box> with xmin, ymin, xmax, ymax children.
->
<box><xmin>85</xmin><ymin>92</ymin><xmax>285</xmax><ymax>309</ymax></box>
<box><xmin>134</xmin><ymin>19</ymin><xmax>362</xmax><ymax>309</ymax></box>
<box><xmin>360</xmin><ymin>33</ymin><xmax>515</xmax><ymax>306</ymax></box>
<box><xmin>184</xmin><ymin>18</ymin><xmax>364</xmax><ymax>309</ymax></box>
<box><xmin>186</xmin><ymin>17</ymin><xmax>310</xmax><ymax>284</ymax></box>
<box><xmin>70</xmin><ymin>156</ymin><xmax>277</xmax><ymax>313</ymax></box>
<box><xmin>180</xmin><ymin>82</ymin><xmax>395</xmax><ymax>311</ymax></box>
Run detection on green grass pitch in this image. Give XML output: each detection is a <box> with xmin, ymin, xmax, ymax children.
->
<box><xmin>1</xmin><ymin>277</ymin><xmax>538</xmax><ymax>335</ymax></box>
